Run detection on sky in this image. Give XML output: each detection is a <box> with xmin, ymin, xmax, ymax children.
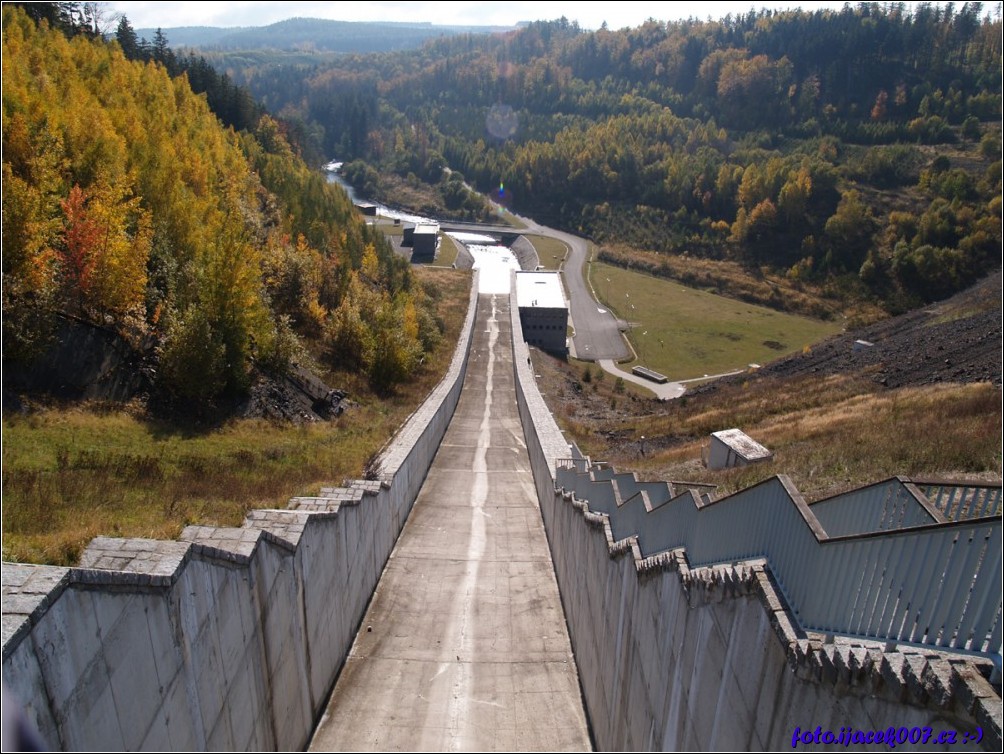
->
<box><xmin>109</xmin><ymin>1</ymin><xmax>911</xmax><ymax>31</ymax></box>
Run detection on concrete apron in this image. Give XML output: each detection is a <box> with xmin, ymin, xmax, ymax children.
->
<box><xmin>309</xmin><ymin>294</ymin><xmax>591</xmax><ymax>752</ymax></box>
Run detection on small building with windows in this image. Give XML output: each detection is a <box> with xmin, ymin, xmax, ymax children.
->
<box><xmin>515</xmin><ymin>271</ymin><xmax>568</xmax><ymax>355</ymax></box>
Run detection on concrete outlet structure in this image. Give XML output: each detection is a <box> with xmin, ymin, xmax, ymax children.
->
<box><xmin>309</xmin><ymin>294</ymin><xmax>589</xmax><ymax>750</ymax></box>
<box><xmin>515</xmin><ymin>270</ymin><xmax>569</xmax><ymax>355</ymax></box>
<box><xmin>2</xmin><ymin>270</ymin><xmax>1001</xmax><ymax>752</ymax></box>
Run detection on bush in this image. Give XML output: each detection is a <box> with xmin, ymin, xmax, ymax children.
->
<box><xmin>158</xmin><ymin>307</ymin><xmax>227</xmax><ymax>403</ymax></box>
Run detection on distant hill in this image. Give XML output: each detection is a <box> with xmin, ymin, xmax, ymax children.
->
<box><xmin>136</xmin><ymin>17</ymin><xmax>515</xmax><ymax>53</ymax></box>
<box><xmin>230</xmin><ymin>9</ymin><xmax>1000</xmax><ymax>313</ymax></box>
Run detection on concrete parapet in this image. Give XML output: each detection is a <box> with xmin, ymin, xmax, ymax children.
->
<box><xmin>508</xmin><ymin>287</ymin><xmax>1002</xmax><ymax>750</ymax></box>
<box><xmin>1</xmin><ymin>272</ymin><xmax>481</xmax><ymax>751</ymax></box>
<box><xmin>543</xmin><ymin>484</ymin><xmax>1001</xmax><ymax>750</ymax></box>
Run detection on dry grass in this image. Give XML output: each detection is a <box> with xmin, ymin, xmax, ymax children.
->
<box><xmin>532</xmin><ymin>347</ymin><xmax>1002</xmax><ymax>502</ymax></box>
<box><xmin>624</xmin><ymin>378</ymin><xmax>1000</xmax><ymax>499</ymax></box>
<box><xmin>2</xmin><ymin>268</ymin><xmax>473</xmax><ymax>566</ymax></box>
<box><xmin>2</xmin><ymin>412</ymin><xmax>377</xmax><ymax>565</ymax></box>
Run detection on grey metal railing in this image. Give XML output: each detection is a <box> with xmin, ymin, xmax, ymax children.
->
<box><xmin>808</xmin><ymin>478</ymin><xmax>942</xmax><ymax>536</ymax></box>
<box><xmin>915</xmin><ymin>481</ymin><xmax>1003</xmax><ymax>521</ymax></box>
<box><xmin>555</xmin><ymin>463</ymin><xmax>1002</xmax><ymax>656</ymax></box>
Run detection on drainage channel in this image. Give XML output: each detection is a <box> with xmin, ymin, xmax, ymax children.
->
<box><xmin>308</xmin><ymin>294</ymin><xmax>591</xmax><ymax>752</ymax></box>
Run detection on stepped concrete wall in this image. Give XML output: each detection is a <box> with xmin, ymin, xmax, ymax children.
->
<box><xmin>1</xmin><ymin>274</ymin><xmax>480</xmax><ymax>751</ymax></box>
<box><xmin>508</xmin><ymin>289</ymin><xmax>1001</xmax><ymax>751</ymax></box>
<box><xmin>3</xmin><ymin>270</ymin><xmax>999</xmax><ymax>752</ymax></box>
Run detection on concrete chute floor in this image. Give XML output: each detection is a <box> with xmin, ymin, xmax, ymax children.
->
<box><xmin>309</xmin><ymin>294</ymin><xmax>592</xmax><ymax>752</ymax></box>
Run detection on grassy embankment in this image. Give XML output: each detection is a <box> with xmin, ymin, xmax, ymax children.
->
<box><xmin>2</xmin><ymin>268</ymin><xmax>472</xmax><ymax>566</ymax></box>
<box><xmin>589</xmin><ymin>260</ymin><xmax>844</xmax><ymax>380</ymax></box>
<box><xmin>526</xmin><ymin>235</ymin><xmax>569</xmax><ymax>270</ymax></box>
<box><xmin>436</xmin><ymin>233</ymin><xmax>460</xmax><ymax>267</ymax></box>
<box><xmin>554</xmin><ymin>366</ymin><xmax>1002</xmax><ymax>501</ymax></box>
<box><xmin>532</xmin><ymin>257</ymin><xmax>1001</xmax><ymax>500</ymax></box>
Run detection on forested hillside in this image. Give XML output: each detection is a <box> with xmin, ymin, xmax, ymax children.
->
<box><xmin>227</xmin><ymin>4</ymin><xmax>1001</xmax><ymax>311</ymax></box>
<box><xmin>2</xmin><ymin>6</ymin><xmax>442</xmax><ymax>408</ymax></box>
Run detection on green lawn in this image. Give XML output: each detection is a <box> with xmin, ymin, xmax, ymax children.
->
<box><xmin>525</xmin><ymin>234</ymin><xmax>569</xmax><ymax>270</ymax></box>
<box><xmin>590</xmin><ymin>261</ymin><xmax>844</xmax><ymax>380</ymax></box>
<box><xmin>436</xmin><ymin>234</ymin><xmax>460</xmax><ymax>266</ymax></box>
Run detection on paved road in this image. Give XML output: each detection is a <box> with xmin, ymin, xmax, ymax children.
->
<box><xmin>598</xmin><ymin>360</ymin><xmax>748</xmax><ymax>400</ymax></box>
<box><xmin>597</xmin><ymin>359</ymin><xmax>685</xmax><ymax>400</ymax></box>
<box><xmin>518</xmin><ymin>218</ymin><xmax>630</xmax><ymax>362</ymax></box>
<box><xmin>309</xmin><ymin>294</ymin><xmax>591</xmax><ymax>752</ymax></box>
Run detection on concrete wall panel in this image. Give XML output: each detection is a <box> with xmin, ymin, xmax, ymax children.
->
<box><xmin>250</xmin><ymin>542</ymin><xmax>311</xmax><ymax>749</ymax></box>
<box><xmin>2</xmin><ymin>632</ymin><xmax>61</xmax><ymax>748</ymax></box>
<box><xmin>2</xmin><ymin>274</ymin><xmax>481</xmax><ymax>751</ymax></box>
<box><xmin>508</xmin><ymin>282</ymin><xmax>999</xmax><ymax>751</ymax></box>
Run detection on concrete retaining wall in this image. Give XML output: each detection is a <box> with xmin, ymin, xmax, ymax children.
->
<box><xmin>508</xmin><ymin>290</ymin><xmax>1001</xmax><ymax>751</ymax></box>
<box><xmin>1</xmin><ymin>273</ymin><xmax>480</xmax><ymax>751</ymax></box>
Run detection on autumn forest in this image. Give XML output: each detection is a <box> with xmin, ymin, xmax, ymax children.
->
<box><xmin>223</xmin><ymin>3</ymin><xmax>1000</xmax><ymax>309</ymax></box>
<box><xmin>2</xmin><ymin>2</ymin><xmax>1001</xmax><ymax>412</ymax></box>
<box><xmin>3</xmin><ymin>4</ymin><xmax>442</xmax><ymax>411</ymax></box>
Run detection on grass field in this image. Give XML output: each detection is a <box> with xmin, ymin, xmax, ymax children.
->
<box><xmin>436</xmin><ymin>234</ymin><xmax>460</xmax><ymax>267</ymax></box>
<box><xmin>526</xmin><ymin>234</ymin><xmax>569</xmax><ymax>270</ymax></box>
<box><xmin>590</xmin><ymin>261</ymin><xmax>844</xmax><ymax>380</ymax></box>
<box><xmin>2</xmin><ymin>267</ymin><xmax>473</xmax><ymax>566</ymax></box>
<box><xmin>2</xmin><ymin>411</ymin><xmax>379</xmax><ymax>565</ymax></box>
<box><xmin>611</xmin><ymin>377</ymin><xmax>1001</xmax><ymax>501</ymax></box>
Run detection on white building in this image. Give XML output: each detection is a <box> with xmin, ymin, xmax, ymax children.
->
<box><xmin>705</xmin><ymin>428</ymin><xmax>773</xmax><ymax>470</ymax></box>
<box><xmin>515</xmin><ymin>271</ymin><xmax>568</xmax><ymax>354</ymax></box>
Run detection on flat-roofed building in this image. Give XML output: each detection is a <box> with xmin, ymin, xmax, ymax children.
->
<box><xmin>705</xmin><ymin>428</ymin><xmax>773</xmax><ymax>470</ymax></box>
<box><xmin>515</xmin><ymin>271</ymin><xmax>568</xmax><ymax>354</ymax></box>
<box><xmin>412</xmin><ymin>223</ymin><xmax>439</xmax><ymax>261</ymax></box>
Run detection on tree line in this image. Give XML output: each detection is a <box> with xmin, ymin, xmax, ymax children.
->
<box><xmin>223</xmin><ymin>4</ymin><xmax>1000</xmax><ymax>310</ymax></box>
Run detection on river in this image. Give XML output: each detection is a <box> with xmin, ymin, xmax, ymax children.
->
<box><xmin>323</xmin><ymin>161</ymin><xmax>433</xmax><ymax>225</ymax></box>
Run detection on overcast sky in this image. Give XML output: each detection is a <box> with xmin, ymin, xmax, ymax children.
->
<box><xmin>109</xmin><ymin>1</ymin><xmax>937</xmax><ymax>31</ymax></box>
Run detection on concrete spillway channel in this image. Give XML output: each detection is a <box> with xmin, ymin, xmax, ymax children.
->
<box><xmin>309</xmin><ymin>294</ymin><xmax>592</xmax><ymax>751</ymax></box>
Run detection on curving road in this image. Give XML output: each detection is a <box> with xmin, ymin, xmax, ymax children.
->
<box><xmin>518</xmin><ymin>217</ymin><xmax>631</xmax><ymax>362</ymax></box>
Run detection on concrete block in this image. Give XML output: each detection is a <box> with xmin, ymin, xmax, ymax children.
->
<box><xmin>95</xmin><ymin>593</ymin><xmax>165</xmax><ymax>749</ymax></box>
<box><xmin>951</xmin><ymin>663</ymin><xmax>998</xmax><ymax>717</ymax></box>
<box><xmin>139</xmin><ymin>672</ymin><xmax>198</xmax><ymax>750</ymax></box>
<box><xmin>30</xmin><ymin>588</ymin><xmax>102</xmax><ymax>712</ymax></box>
<box><xmin>204</xmin><ymin>690</ymin><xmax>235</xmax><ymax>751</ymax></box>
<box><xmin>659</xmin><ymin>657</ymin><xmax>687</xmax><ymax>750</ymax></box>
<box><xmin>227</xmin><ymin>655</ymin><xmax>273</xmax><ymax>751</ymax></box>
<box><xmin>974</xmin><ymin>696</ymin><xmax>1003</xmax><ymax>750</ymax></box>
<box><xmin>922</xmin><ymin>659</ymin><xmax>956</xmax><ymax>708</ymax></box>
<box><xmin>752</xmin><ymin>657</ymin><xmax>786</xmax><ymax>748</ymax></box>
<box><xmin>879</xmin><ymin>652</ymin><xmax>909</xmax><ymax>702</ymax></box>
<box><xmin>2</xmin><ymin>632</ymin><xmax>61</xmax><ymax>749</ymax></box>
<box><xmin>60</xmin><ymin>668</ymin><xmax>126</xmax><ymax>751</ymax></box>
<box><xmin>901</xmin><ymin>653</ymin><xmax>931</xmax><ymax>705</ymax></box>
